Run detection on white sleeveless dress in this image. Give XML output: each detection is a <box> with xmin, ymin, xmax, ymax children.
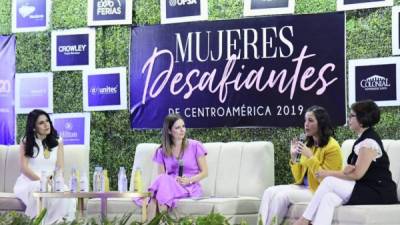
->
<box><xmin>13</xmin><ymin>138</ymin><xmax>76</xmax><ymax>224</ymax></box>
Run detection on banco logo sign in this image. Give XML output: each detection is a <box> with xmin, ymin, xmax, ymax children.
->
<box><xmin>90</xmin><ymin>85</ymin><xmax>119</xmax><ymax>95</ymax></box>
<box><xmin>18</xmin><ymin>5</ymin><xmax>35</xmax><ymax>18</ymax></box>
<box><xmin>169</xmin><ymin>0</ymin><xmax>197</xmax><ymax>7</ymax></box>
<box><xmin>97</xmin><ymin>0</ymin><xmax>122</xmax><ymax>16</ymax></box>
<box><xmin>18</xmin><ymin>4</ymin><xmax>44</xmax><ymax>19</ymax></box>
<box><xmin>58</xmin><ymin>44</ymin><xmax>87</xmax><ymax>56</ymax></box>
<box><xmin>360</xmin><ymin>75</ymin><xmax>391</xmax><ymax>91</ymax></box>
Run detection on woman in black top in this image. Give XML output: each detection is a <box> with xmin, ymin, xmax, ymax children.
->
<box><xmin>294</xmin><ymin>100</ymin><xmax>398</xmax><ymax>225</ymax></box>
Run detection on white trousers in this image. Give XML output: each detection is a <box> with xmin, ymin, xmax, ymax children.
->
<box><xmin>302</xmin><ymin>176</ymin><xmax>355</xmax><ymax>225</ymax></box>
<box><xmin>258</xmin><ymin>184</ymin><xmax>313</xmax><ymax>225</ymax></box>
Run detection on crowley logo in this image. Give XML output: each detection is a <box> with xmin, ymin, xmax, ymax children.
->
<box><xmin>169</xmin><ymin>0</ymin><xmax>197</xmax><ymax>7</ymax></box>
<box><xmin>96</xmin><ymin>0</ymin><xmax>122</xmax><ymax>16</ymax></box>
<box><xmin>64</xmin><ymin>122</ymin><xmax>73</xmax><ymax>130</ymax></box>
<box><xmin>90</xmin><ymin>85</ymin><xmax>119</xmax><ymax>95</ymax></box>
<box><xmin>58</xmin><ymin>44</ymin><xmax>87</xmax><ymax>55</ymax></box>
<box><xmin>360</xmin><ymin>75</ymin><xmax>391</xmax><ymax>91</ymax></box>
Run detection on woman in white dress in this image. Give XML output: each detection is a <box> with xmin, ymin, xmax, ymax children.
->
<box><xmin>13</xmin><ymin>109</ymin><xmax>76</xmax><ymax>224</ymax></box>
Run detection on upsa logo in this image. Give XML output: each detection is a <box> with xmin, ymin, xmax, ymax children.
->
<box><xmin>360</xmin><ymin>75</ymin><xmax>391</xmax><ymax>91</ymax></box>
<box><xmin>169</xmin><ymin>0</ymin><xmax>197</xmax><ymax>7</ymax></box>
<box><xmin>0</xmin><ymin>79</ymin><xmax>11</xmax><ymax>94</ymax></box>
<box><xmin>90</xmin><ymin>85</ymin><xmax>119</xmax><ymax>95</ymax></box>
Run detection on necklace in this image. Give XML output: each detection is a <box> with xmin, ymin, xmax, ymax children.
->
<box><xmin>43</xmin><ymin>146</ymin><xmax>50</xmax><ymax>159</ymax></box>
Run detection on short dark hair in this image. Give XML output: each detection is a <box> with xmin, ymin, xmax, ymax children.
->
<box><xmin>305</xmin><ymin>105</ymin><xmax>334</xmax><ymax>148</ymax></box>
<box><xmin>351</xmin><ymin>100</ymin><xmax>380</xmax><ymax>128</ymax></box>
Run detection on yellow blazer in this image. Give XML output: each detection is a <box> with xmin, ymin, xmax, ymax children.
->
<box><xmin>290</xmin><ymin>137</ymin><xmax>342</xmax><ymax>192</ymax></box>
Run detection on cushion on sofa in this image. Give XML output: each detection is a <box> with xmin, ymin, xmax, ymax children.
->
<box><xmin>0</xmin><ymin>194</ymin><xmax>25</xmax><ymax>211</ymax></box>
<box><xmin>0</xmin><ymin>146</ymin><xmax>7</xmax><ymax>192</ymax></box>
<box><xmin>286</xmin><ymin>202</ymin><xmax>400</xmax><ymax>225</ymax></box>
<box><xmin>4</xmin><ymin>145</ymin><xmax>21</xmax><ymax>193</ymax></box>
<box><xmin>175</xmin><ymin>197</ymin><xmax>260</xmax><ymax>215</ymax></box>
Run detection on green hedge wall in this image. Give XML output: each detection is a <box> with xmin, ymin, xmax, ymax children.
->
<box><xmin>1</xmin><ymin>0</ymin><xmax>400</xmax><ymax>190</ymax></box>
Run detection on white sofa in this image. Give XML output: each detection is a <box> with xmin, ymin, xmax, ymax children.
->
<box><xmin>87</xmin><ymin>141</ymin><xmax>275</xmax><ymax>224</ymax></box>
<box><xmin>0</xmin><ymin>144</ymin><xmax>89</xmax><ymax>213</ymax></box>
<box><xmin>284</xmin><ymin>140</ymin><xmax>400</xmax><ymax>225</ymax></box>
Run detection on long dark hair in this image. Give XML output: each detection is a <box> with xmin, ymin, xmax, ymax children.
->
<box><xmin>161</xmin><ymin>113</ymin><xmax>188</xmax><ymax>157</ymax></box>
<box><xmin>24</xmin><ymin>109</ymin><xmax>59</xmax><ymax>158</ymax></box>
<box><xmin>305</xmin><ymin>106</ymin><xmax>334</xmax><ymax>148</ymax></box>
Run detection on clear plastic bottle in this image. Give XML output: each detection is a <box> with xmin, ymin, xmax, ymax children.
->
<box><xmin>134</xmin><ymin>168</ymin><xmax>143</xmax><ymax>193</ymax></box>
<box><xmin>70</xmin><ymin>168</ymin><xmax>78</xmax><ymax>193</ymax></box>
<box><xmin>54</xmin><ymin>167</ymin><xmax>64</xmax><ymax>192</ymax></box>
<box><xmin>80</xmin><ymin>172</ymin><xmax>89</xmax><ymax>192</ymax></box>
<box><xmin>93</xmin><ymin>166</ymin><xmax>103</xmax><ymax>192</ymax></box>
<box><xmin>129</xmin><ymin>167</ymin><xmax>135</xmax><ymax>192</ymax></box>
<box><xmin>40</xmin><ymin>171</ymin><xmax>47</xmax><ymax>192</ymax></box>
<box><xmin>118</xmin><ymin>167</ymin><xmax>128</xmax><ymax>192</ymax></box>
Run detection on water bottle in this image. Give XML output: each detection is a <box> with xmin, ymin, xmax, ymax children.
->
<box><xmin>54</xmin><ymin>167</ymin><xmax>64</xmax><ymax>192</ymax></box>
<box><xmin>93</xmin><ymin>166</ymin><xmax>103</xmax><ymax>192</ymax></box>
<box><xmin>40</xmin><ymin>171</ymin><xmax>47</xmax><ymax>192</ymax></box>
<box><xmin>103</xmin><ymin>170</ymin><xmax>110</xmax><ymax>192</ymax></box>
<box><xmin>70</xmin><ymin>168</ymin><xmax>78</xmax><ymax>193</ymax></box>
<box><xmin>118</xmin><ymin>167</ymin><xmax>128</xmax><ymax>192</ymax></box>
<box><xmin>134</xmin><ymin>168</ymin><xmax>143</xmax><ymax>193</ymax></box>
<box><xmin>80</xmin><ymin>172</ymin><xmax>89</xmax><ymax>192</ymax></box>
<box><xmin>129</xmin><ymin>167</ymin><xmax>135</xmax><ymax>192</ymax></box>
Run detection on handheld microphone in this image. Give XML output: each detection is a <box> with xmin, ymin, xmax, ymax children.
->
<box><xmin>295</xmin><ymin>134</ymin><xmax>306</xmax><ymax>163</ymax></box>
<box><xmin>178</xmin><ymin>159</ymin><xmax>184</xmax><ymax>177</ymax></box>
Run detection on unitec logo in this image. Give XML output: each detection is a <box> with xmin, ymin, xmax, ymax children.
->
<box><xmin>360</xmin><ymin>75</ymin><xmax>391</xmax><ymax>91</ymax></box>
<box><xmin>90</xmin><ymin>85</ymin><xmax>118</xmax><ymax>95</ymax></box>
<box><xmin>169</xmin><ymin>0</ymin><xmax>197</xmax><ymax>7</ymax></box>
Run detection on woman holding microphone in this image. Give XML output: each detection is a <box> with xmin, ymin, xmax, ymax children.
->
<box><xmin>258</xmin><ymin>105</ymin><xmax>343</xmax><ymax>225</ymax></box>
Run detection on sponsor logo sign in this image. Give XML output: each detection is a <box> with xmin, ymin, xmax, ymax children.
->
<box><xmin>51</xmin><ymin>113</ymin><xmax>91</xmax><ymax>146</ymax></box>
<box><xmin>160</xmin><ymin>0</ymin><xmax>208</xmax><ymax>24</ymax></box>
<box><xmin>88</xmin><ymin>0</ymin><xmax>132</xmax><ymax>26</ymax></box>
<box><xmin>349</xmin><ymin>57</ymin><xmax>400</xmax><ymax>107</ymax></box>
<box><xmin>83</xmin><ymin>67</ymin><xmax>127</xmax><ymax>111</ymax></box>
<box><xmin>15</xmin><ymin>72</ymin><xmax>53</xmax><ymax>114</ymax></box>
<box><xmin>12</xmin><ymin>0</ymin><xmax>50</xmax><ymax>32</ymax></box>
<box><xmin>51</xmin><ymin>28</ymin><xmax>96</xmax><ymax>71</ymax></box>
<box><xmin>244</xmin><ymin>0</ymin><xmax>295</xmax><ymax>16</ymax></box>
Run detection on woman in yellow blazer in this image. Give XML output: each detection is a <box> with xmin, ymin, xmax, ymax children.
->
<box><xmin>258</xmin><ymin>106</ymin><xmax>342</xmax><ymax>225</ymax></box>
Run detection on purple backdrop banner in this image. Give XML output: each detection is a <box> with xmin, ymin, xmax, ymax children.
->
<box><xmin>0</xmin><ymin>35</ymin><xmax>16</xmax><ymax>144</ymax></box>
<box><xmin>130</xmin><ymin>12</ymin><xmax>346</xmax><ymax>128</ymax></box>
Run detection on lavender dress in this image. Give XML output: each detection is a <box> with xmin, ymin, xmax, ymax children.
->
<box><xmin>149</xmin><ymin>139</ymin><xmax>207</xmax><ymax>208</ymax></box>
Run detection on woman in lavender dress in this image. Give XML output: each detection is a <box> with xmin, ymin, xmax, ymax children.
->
<box><xmin>147</xmin><ymin>113</ymin><xmax>208</xmax><ymax>219</ymax></box>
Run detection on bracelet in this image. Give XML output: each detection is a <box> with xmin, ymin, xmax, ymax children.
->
<box><xmin>189</xmin><ymin>179</ymin><xmax>193</xmax><ymax>184</ymax></box>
